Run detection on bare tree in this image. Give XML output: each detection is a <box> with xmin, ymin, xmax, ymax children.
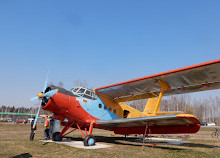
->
<box><xmin>73</xmin><ymin>79</ymin><xmax>88</xmax><ymax>88</ymax></box>
<box><xmin>127</xmin><ymin>99</ymin><xmax>147</xmax><ymax>111</ymax></box>
<box><xmin>58</xmin><ymin>81</ymin><xmax>64</xmax><ymax>88</ymax></box>
<box><xmin>48</xmin><ymin>82</ymin><xmax>54</xmax><ymax>87</ymax></box>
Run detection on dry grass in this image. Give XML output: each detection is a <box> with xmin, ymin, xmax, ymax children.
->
<box><xmin>0</xmin><ymin>123</ymin><xmax>220</xmax><ymax>158</ymax></box>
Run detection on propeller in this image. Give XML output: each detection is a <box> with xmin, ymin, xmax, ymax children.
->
<box><xmin>30</xmin><ymin>72</ymin><xmax>58</xmax><ymax>129</ymax></box>
<box><xmin>30</xmin><ymin>89</ymin><xmax>58</xmax><ymax>102</ymax></box>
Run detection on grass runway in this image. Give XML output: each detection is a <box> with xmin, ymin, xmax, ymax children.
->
<box><xmin>0</xmin><ymin>123</ymin><xmax>220</xmax><ymax>158</ymax></box>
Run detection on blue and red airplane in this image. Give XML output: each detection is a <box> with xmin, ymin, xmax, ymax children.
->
<box><xmin>30</xmin><ymin>59</ymin><xmax>220</xmax><ymax>146</ymax></box>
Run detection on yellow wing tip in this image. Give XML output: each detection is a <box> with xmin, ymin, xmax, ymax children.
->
<box><xmin>176</xmin><ymin>114</ymin><xmax>196</xmax><ymax>118</ymax></box>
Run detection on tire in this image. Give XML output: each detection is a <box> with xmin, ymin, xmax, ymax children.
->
<box><xmin>84</xmin><ymin>135</ymin><xmax>96</xmax><ymax>146</ymax></box>
<box><xmin>52</xmin><ymin>132</ymin><xmax>62</xmax><ymax>141</ymax></box>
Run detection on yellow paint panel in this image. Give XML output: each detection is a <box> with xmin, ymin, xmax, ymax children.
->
<box><xmin>143</xmin><ymin>97</ymin><xmax>159</xmax><ymax>115</ymax></box>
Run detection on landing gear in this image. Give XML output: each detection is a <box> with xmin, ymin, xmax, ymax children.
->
<box><xmin>84</xmin><ymin>135</ymin><xmax>96</xmax><ymax>146</ymax></box>
<box><xmin>52</xmin><ymin>132</ymin><xmax>62</xmax><ymax>141</ymax></box>
<box><xmin>51</xmin><ymin>120</ymin><xmax>96</xmax><ymax>146</ymax></box>
<box><xmin>77</xmin><ymin>122</ymin><xmax>96</xmax><ymax>146</ymax></box>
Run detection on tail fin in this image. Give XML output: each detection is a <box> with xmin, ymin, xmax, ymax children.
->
<box><xmin>143</xmin><ymin>97</ymin><xmax>159</xmax><ymax>116</ymax></box>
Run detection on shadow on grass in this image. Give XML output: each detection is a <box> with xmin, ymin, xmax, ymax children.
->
<box><xmin>179</xmin><ymin>143</ymin><xmax>220</xmax><ymax>149</ymax></box>
<box><xmin>42</xmin><ymin>142</ymin><xmax>49</xmax><ymax>145</ymax></box>
<box><xmin>63</xmin><ymin>136</ymin><xmax>185</xmax><ymax>151</ymax></box>
<box><xmin>62</xmin><ymin>135</ymin><xmax>220</xmax><ymax>150</ymax></box>
<box><xmin>94</xmin><ymin>136</ymin><xmax>220</xmax><ymax>150</ymax></box>
<box><xmin>41</xmin><ymin>135</ymin><xmax>220</xmax><ymax>151</ymax></box>
<box><xmin>11</xmin><ymin>153</ymin><xmax>32</xmax><ymax>158</ymax></box>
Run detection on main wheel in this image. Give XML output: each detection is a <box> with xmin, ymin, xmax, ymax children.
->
<box><xmin>84</xmin><ymin>135</ymin><xmax>96</xmax><ymax>146</ymax></box>
<box><xmin>52</xmin><ymin>132</ymin><xmax>62</xmax><ymax>141</ymax></box>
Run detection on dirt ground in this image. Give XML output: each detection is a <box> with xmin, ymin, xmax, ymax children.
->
<box><xmin>0</xmin><ymin>123</ymin><xmax>220</xmax><ymax>158</ymax></box>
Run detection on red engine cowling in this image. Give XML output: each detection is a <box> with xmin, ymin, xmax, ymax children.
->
<box><xmin>41</xmin><ymin>92</ymin><xmax>98</xmax><ymax>124</ymax></box>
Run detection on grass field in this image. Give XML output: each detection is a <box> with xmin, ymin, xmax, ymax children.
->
<box><xmin>0</xmin><ymin>123</ymin><xmax>220</xmax><ymax>158</ymax></box>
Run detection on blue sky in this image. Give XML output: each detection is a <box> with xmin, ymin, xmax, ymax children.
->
<box><xmin>0</xmin><ymin>0</ymin><xmax>219</xmax><ymax>107</ymax></box>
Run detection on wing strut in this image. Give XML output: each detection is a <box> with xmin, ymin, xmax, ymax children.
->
<box><xmin>152</xmin><ymin>80</ymin><xmax>171</xmax><ymax>116</ymax></box>
<box><xmin>142</xmin><ymin>124</ymin><xmax>149</xmax><ymax>149</ymax></box>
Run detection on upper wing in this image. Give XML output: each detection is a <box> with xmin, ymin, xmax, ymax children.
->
<box><xmin>96</xmin><ymin>114</ymin><xmax>200</xmax><ymax>128</ymax></box>
<box><xmin>95</xmin><ymin>59</ymin><xmax>220</xmax><ymax>102</ymax></box>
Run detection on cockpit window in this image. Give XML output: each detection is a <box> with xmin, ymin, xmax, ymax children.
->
<box><xmin>77</xmin><ymin>88</ymin><xmax>85</xmax><ymax>93</ymax></box>
<box><xmin>71</xmin><ymin>87</ymin><xmax>97</xmax><ymax>100</ymax></box>
<box><xmin>85</xmin><ymin>90</ymin><xmax>91</xmax><ymax>95</ymax></box>
<box><xmin>71</xmin><ymin>87</ymin><xmax>79</xmax><ymax>92</ymax></box>
<box><xmin>72</xmin><ymin>88</ymin><xmax>79</xmax><ymax>92</ymax></box>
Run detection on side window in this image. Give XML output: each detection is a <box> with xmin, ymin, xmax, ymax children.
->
<box><xmin>83</xmin><ymin>94</ymin><xmax>92</xmax><ymax>100</ymax></box>
<box><xmin>91</xmin><ymin>92</ymin><xmax>94</xmax><ymax>98</ymax></box>
<box><xmin>85</xmin><ymin>90</ymin><xmax>91</xmax><ymax>95</ymax></box>
<box><xmin>78</xmin><ymin>88</ymin><xmax>85</xmax><ymax>93</ymax></box>
<box><xmin>73</xmin><ymin>88</ymin><xmax>79</xmax><ymax>92</ymax></box>
<box><xmin>98</xmin><ymin>104</ymin><xmax>102</xmax><ymax>108</ymax></box>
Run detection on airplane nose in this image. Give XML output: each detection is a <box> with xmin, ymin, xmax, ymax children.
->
<box><xmin>41</xmin><ymin>92</ymin><xmax>72</xmax><ymax>115</ymax></box>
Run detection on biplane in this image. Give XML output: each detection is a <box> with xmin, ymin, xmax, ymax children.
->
<box><xmin>30</xmin><ymin>59</ymin><xmax>220</xmax><ymax>146</ymax></box>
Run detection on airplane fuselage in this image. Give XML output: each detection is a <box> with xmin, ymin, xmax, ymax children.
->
<box><xmin>42</xmin><ymin>91</ymin><xmax>200</xmax><ymax>135</ymax></box>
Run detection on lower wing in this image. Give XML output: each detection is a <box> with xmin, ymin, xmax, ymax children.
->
<box><xmin>96</xmin><ymin>114</ymin><xmax>200</xmax><ymax>134</ymax></box>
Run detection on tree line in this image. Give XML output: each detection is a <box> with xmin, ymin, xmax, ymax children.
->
<box><xmin>129</xmin><ymin>94</ymin><xmax>220</xmax><ymax>125</ymax></box>
<box><xmin>0</xmin><ymin>105</ymin><xmax>49</xmax><ymax>121</ymax></box>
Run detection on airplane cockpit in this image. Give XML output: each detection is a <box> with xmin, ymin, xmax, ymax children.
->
<box><xmin>71</xmin><ymin>87</ymin><xmax>98</xmax><ymax>100</ymax></box>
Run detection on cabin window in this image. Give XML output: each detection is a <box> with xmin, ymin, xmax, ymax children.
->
<box><xmin>73</xmin><ymin>88</ymin><xmax>79</xmax><ymax>92</ymax></box>
<box><xmin>109</xmin><ymin>108</ymin><xmax>112</xmax><ymax>112</ymax></box>
<box><xmin>98</xmin><ymin>104</ymin><xmax>102</xmax><ymax>108</ymax></box>
<box><xmin>113</xmin><ymin>109</ymin><xmax>116</xmax><ymax>113</ymax></box>
<box><xmin>85</xmin><ymin>90</ymin><xmax>91</xmax><ymax>95</ymax></box>
<box><xmin>77</xmin><ymin>88</ymin><xmax>85</xmax><ymax>93</ymax></box>
<box><xmin>104</xmin><ymin>106</ymin><xmax>107</xmax><ymax>110</ymax></box>
<box><xmin>123</xmin><ymin>110</ymin><xmax>130</xmax><ymax>118</ymax></box>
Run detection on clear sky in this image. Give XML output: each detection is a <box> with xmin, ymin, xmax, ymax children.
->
<box><xmin>0</xmin><ymin>0</ymin><xmax>219</xmax><ymax>107</ymax></box>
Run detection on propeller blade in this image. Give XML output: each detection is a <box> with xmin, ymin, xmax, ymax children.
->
<box><xmin>43</xmin><ymin>71</ymin><xmax>49</xmax><ymax>92</ymax></box>
<box><xmin>33</xmin><ymin>101</ymin><xmax>42</xmax><ymax>128</ymax></box>
<box><xmin>30</xmin><ymin>96</ymin><xmax>39</xmax><ymax>102</ymax></box>
<box><xmin>32</xmin><ymin>72</ymin><xmax>49</xmax><ymax>128</ymax></box>
<box><xmin>44</xmin><ymin>89</ymin><xmax>58</xmax><ymax>98</ymax></box>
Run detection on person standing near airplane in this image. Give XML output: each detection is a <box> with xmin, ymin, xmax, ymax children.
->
<box><xmin>44</xmin><ymin>116</ymin><xmax>50</xmax><ymax>140</ymax></box>
<box><xmin>30</xmin><ymin>117</ymin><xmax>36</xmax><ymax>141</ymax></box>
<box><xmin>49</xmin><ymin>116</ymin><xmax>54</xmax><ymax>137</ymax></box>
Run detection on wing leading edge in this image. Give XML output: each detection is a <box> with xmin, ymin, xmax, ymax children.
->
<box><xmin>95</xmin><ymin>59</ymin><xmax>220</xmax><ymax>102</ymax></box>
